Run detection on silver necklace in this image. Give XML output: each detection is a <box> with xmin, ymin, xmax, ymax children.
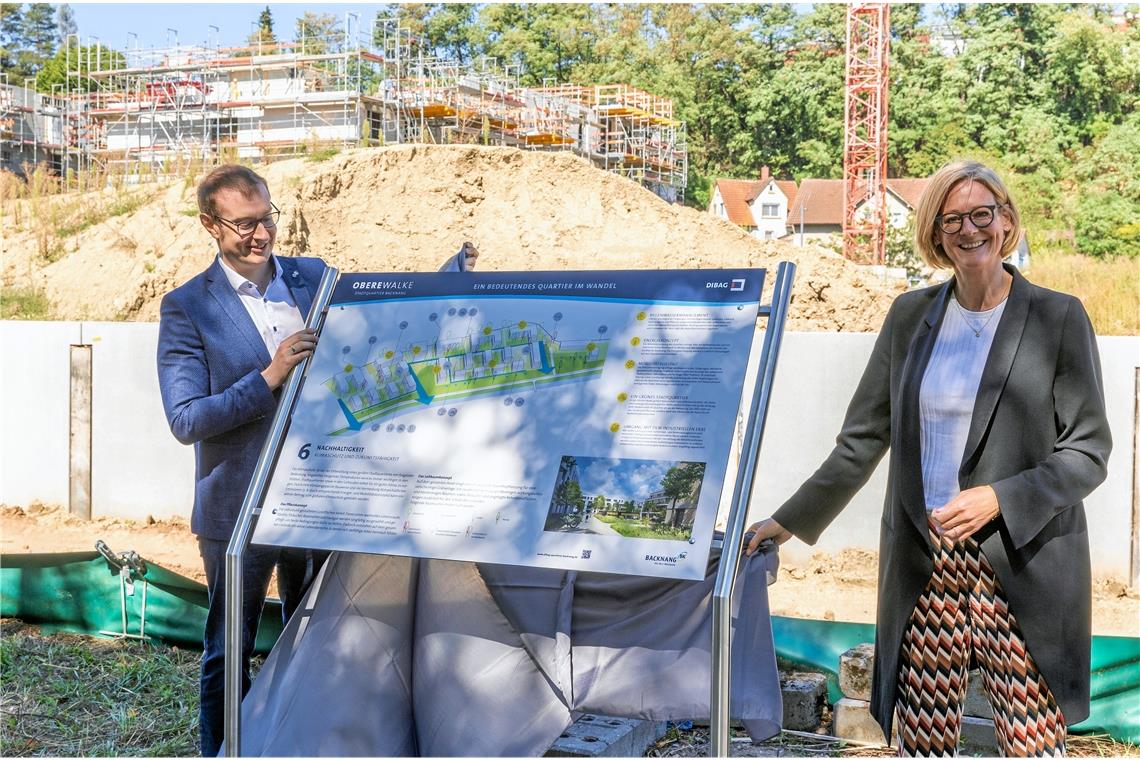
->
<box><xmin>954</xmin><ymin>298</ymin><xmax>999</xmax><ymax>337</ymax></box>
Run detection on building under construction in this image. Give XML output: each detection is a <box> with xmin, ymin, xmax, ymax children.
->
<box><xmin>0</xmin><ymin>17</ymin><xmax>687</xmax><ymax>200</ymax></box>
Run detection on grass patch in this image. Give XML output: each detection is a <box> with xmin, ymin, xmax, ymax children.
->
<box><xmin>594</xmin><ymin>514</ymin><xmax>692</xmax><ymax>541</ymax></box>
<box><xmin>0</xmin><ymin>287</ymin><xmax>52</xmax><ymax>319</ymax></box>
<box><xmin>305</xmin><ymin>146</ymin><xmax>340</xmax><ymax>163</ymax></box>
<box><xmin>54</xmin><ymin>191</ymin><xmax>148</xmax><ymax>237</ymax></box>
<box><xmin>0</xmin><ymin>619</ymin><xmax>200</xmax><ymax>756</ymax></box>
<box><xmin>1028</xmin><ymin>251</ymin><xmax>1139</xmax><ymax>335</ymax></box>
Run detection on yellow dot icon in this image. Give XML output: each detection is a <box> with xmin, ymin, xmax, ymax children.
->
<box><xmin>412</xmin><ymin>346</ymin><xmax>422</xmax><ymax>356</ymax></box>
<box><xmin>609</xmin><ymin>423</ymin><xmax>621</xmax><ymax>433</ymax></box>
<box><xmin>625</xmin><ymin>359</ymin><xmax>636</xmax><ymax>369</ymax></box>
<box><xmin>630</xmin><ymin>337</ymin><xmax>641</xmax><ymax>347</ymax></box>
<box><xmin>385</xmin><ymin>350</ymin><xmax>394</xmax><ymax>360</ymax></box>
<box><xmin>483</xmin><ymin>326</ymin><xmax>493</xmax><ymax>335</ymax></box>
<box><xmin>617</xmin><ymin>392</ymin><xmax>628</xmax><ymax>402</ymax></box>
<box><xmin>518</xmin><ymin>320</ymin><xmax>528</xmax><ymax>329</ymax></box>
<box><xmin>636</xmin><ymin>311</ymin><xmax>647</xmax><ymax>321</ymax></box>
<box><xmin>344</xmin><ymin>364</ymin><xmax>354</xmax><ymax>372</ymax></box>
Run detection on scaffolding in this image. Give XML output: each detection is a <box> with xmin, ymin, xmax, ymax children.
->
<box><xmin>0</xmin><ymin>15</ymin><xmax>687</xmax><ymax>200</ymax></box>
<box><xmin>0</xmin><ymin>74</ymin><xmax>72</xmax><ymax>176</ymax></box>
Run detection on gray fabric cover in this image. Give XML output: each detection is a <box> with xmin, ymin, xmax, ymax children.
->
<box><xmin>237</xmin><ymin>545</ymin><xmax>781</xmax><ymax>756</ymax></box>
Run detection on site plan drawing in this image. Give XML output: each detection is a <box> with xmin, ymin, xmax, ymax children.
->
<box><xmin>253</xmin><ymin>269</ymin><xmax>764</xmax><ymax>580</ymax></box>
<box><xmin>325</xmin><ymin>318</ymin><xmax>609</xmax><ymax>435</ymax></box>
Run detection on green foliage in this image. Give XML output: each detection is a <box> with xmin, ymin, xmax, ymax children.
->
<box><xmin>247</xmin><ymin>4</ymin><xmax>277</xmax><ymax>53</ymax></box>
<box><xmin>0</xmin><ymin>286</ymin><xmax>52</xmax><ymax>319</ymax></box>
<box><xmin>296</xmin><ymin>12</ymin><xmax>342</xmax><ymax>55</ymax></box>
<box><xmin>35</xmin><ymin>40</ymin><xmax>126</xmax><ymax>93</ymax></box>
<box><xmin>1074</xmin><ymin>115</ymin><xmax>1140</xmax><ymax>258</ymax></box>
<box><xmin>305</xmin><ymin>146</ymin><xmax>341</xmax><ymax>163</ymax></box>
<box><xmin>1</xmin><ymin>2</ymin><xmax>59</xmax><ymax>81</ymax></box>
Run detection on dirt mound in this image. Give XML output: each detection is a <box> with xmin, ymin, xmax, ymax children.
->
<box><xmin>2</xmin><ymin>145</ymin><xmax>903</xmax><ymax>329</ymax></box>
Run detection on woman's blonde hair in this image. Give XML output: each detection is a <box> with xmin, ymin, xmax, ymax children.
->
<box><xmin>913</xmin><ymin>160</ymin><xmax>1022</xmax><ymax>269</ymax></box>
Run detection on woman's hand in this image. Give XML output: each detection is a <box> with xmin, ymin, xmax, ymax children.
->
<box><xmin>930</xmin><ymin>485</ymin><xmax>1000</xmax><ymax>543</ymax></box>
<box><xmin>745</xmin><ymin>518</ymin><xmax>792</xmax><ymax>555</ymax></box>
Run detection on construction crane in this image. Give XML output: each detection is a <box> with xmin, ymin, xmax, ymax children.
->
<box><xmin>842</xmin><ymin>3</ymin><xmax>890</xmax><ymax>264</ymax></box>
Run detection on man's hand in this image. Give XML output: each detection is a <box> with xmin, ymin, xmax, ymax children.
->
<box><xmin>745</xmin><ymin>517</ymin><xmax>792</xmax><ymax>555</ymax></box>
<box><xmin>261</xmin><ymin>328</ymin><xmax>317</xmax><ymax>390</ymax></box>
<box><xmin>461</xmin><ymin>241</ymin><xmax>479</xmax><ymax>271</ymax></box>
<box><xmin>930</xmin><ymin>485</ymin><xmax>1000</xmax><ymax>543</ymax></box>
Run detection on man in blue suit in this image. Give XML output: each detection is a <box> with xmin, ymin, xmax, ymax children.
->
<box><xmin>157</xmin><ymin>165</ymin><xmax>327</xmax><ymax>756</ymax></box>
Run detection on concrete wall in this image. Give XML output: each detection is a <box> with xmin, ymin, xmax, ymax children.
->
<box><xmin>745</xmin><ymin>332</ymin><xmax>1139</xmax><ymax>578</ymax></box>
<box><xmin>0</xmin><ymin>321</ymin><xmax>194</xmax><ymax>520</ymax></box>
<box><xmin>1</xmin><ymin>321</ymin><xmax>1136</xmax><ymax>576</ymax></box>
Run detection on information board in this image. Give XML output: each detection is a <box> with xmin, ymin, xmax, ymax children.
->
<box><xmin>252</xmin><ymin>269</ymin><xmax>763</xmax><ymax>580</ymax></box>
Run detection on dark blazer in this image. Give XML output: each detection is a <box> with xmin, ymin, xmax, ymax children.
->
<box><xmin>773</xmin><ymin>264</ymin><xmax>1111</xmax><ymax>737</ymax></box>
<box><xmin>157</xmin><ymin>255</ymin><xmax>327</xmax><ymax>541</ymax></box>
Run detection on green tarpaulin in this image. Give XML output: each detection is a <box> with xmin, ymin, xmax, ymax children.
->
<box><xmin>2</xmin><ymin>551</ymin><xmax>1136</xmax><ymax>742</ymax></box>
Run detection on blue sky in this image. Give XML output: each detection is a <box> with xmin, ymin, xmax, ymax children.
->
<box><xmin>577</xmin><ymin>456</ymin><xmax>672</xmax><ymax>503</ymax></box>
<box><xmin>69</xmin><ymin>3</ymin><xmax>388</xmax><ymax>50</ymax></box>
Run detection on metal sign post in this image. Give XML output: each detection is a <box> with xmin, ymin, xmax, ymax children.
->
<box><xmin>710</xmin><ymin>261</ymin><xmax>796</xmax><ymax>756</ymax></box>
<box><xmin>223</xmin><ymin>266</ymin><xmax>339</xmax><ymax>757</ymax></box>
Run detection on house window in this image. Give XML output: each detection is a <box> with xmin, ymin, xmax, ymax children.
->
<box><xmin>760</xmin><ymin>203</ymin><xmax>779</xmax><ymax>218</ymax></box>
<box><xmin>764</xmin><ymin>230</ymin><xmax>774</xmax><ymax>240</ymax></box>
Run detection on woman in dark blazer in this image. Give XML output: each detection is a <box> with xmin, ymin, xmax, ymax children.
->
<box><xmin>747</xmin><ymin>160</ymin><xmax>1111</xmax><ymax>757</ymax></box>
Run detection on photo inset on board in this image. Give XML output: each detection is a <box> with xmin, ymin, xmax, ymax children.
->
<box><xmin>543</xmin><ymin>455</ymin><xmax>706</xmax><ymax>542</ymax></box>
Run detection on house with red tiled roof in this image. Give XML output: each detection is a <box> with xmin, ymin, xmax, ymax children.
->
<box><xmin>708</xmin><ymin>167</ymin><xmax>799</xmax><ymax>240</ymax></box>
<box><xmin>712</xmin><ymin>171</ymin><xmax>932</xmax><ymax>245</ymax></box>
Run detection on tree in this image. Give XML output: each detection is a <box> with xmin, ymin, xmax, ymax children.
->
<box><xmin>2</xmin><ymin>3</ymin><xmax>58</xmax><ymax>81</ymax></box>
<box><xmin>247</xmin><ymin>5</ymin><xmax>277</xmax><ymax>54</ymax></box>
<box><xmin>55</xmin><ymin>4</ymin><xmax>76</xmax><ymax>41</ymax></box>
<box><xmin>0</xmin><ymin>4</ymin><xmax>25</xmax><ymax>78</ymax></box>
<box><xmin>35</xmin><ymin>40</ymin><xmax>126</xmax><ymax>93</ymax></box>
<box><xmin>477</xmin><ymin>4</ymin><xmax>598</xmax><ymax>85</ymax></box>
<box><xmin>1044</xmin><ymin>11</ymin><xmax>1137</xmax><ymax>146</ymax></box>
<box><xmin>660</xmin><ymin>462</ymin><xmax>705</xmax><ymax>528</ymax></box>
<box><xmin>22</xmin><ymin>3</ymin><xmax>56</xmax><ymax>61</ymax></box>
<box><xmin>1074</xmin><ymin>115</ymin><xmax>1140</xmax><ymax>258</ymax></box>
<box><xmin>296</xmin><ymin>12</ymin><xmax>342</xmax><ymax>55</ymax></box>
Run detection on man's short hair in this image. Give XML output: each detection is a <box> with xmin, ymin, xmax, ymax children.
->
<box><xmin>197</xmin><ymin>164</ymin><xmax>270</xmax><ymax>218</ymax></box>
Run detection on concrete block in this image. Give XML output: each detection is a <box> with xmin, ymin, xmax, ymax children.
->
<box><xmin>779</xmin><ymin>671</ymin><xmax>828</xmax><ymax>731</ymax></box>
<box><xmin>958</xmin><ymin>715</ymin><xmax>1000</xmax><ymax>756</ymax></box>
<box><xmin>838</xmin><ymin>643</ymin><xmax>875</xmax><ymax>701</ymax></box>
<box><xmin>963</xmin><ymin>670</ymin><xmax>993</xmax><ymax>718</ymax></box>
<box><xmin>832</xmin><ymin>697</ymin><xmax>889</xmax><ymax>745</ymax></box>
<box><xmin>544</xmin><ymin>715</ymin><xmax>667</xmax><ymax>757</ymax></box>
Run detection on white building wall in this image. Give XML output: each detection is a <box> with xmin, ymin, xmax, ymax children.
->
<box><xmin>749</xmin><ymin>183</ymin><xmax>789</xmax><ymax>240</ymax></box>
<box><xmin>1</xmin><ymin>322</ymin><xmax>1136</xmax><ymax>578</ymax></box>
<box><xmin>708</xmin><ymin>187</ymin><xmax>729</xmax><ymax>222</ymax></box>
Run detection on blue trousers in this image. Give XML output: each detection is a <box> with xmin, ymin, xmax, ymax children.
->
<box><xmin>197</xmin><ymin>538</ymin><xmax>325</xmax><ymax>757</ymax></box>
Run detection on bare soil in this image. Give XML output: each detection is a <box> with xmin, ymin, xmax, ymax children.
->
<box><xmin>1</xmin><ymin>145</ymin><xmax>904</xmax><ymax>332</ymax></box>
<box><xmin>3</xmin><ymin>504</ymin><xmax>1136</xmax><ymax>637</ymax></box>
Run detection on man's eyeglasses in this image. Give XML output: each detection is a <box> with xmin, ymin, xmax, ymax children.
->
<box><xmin>213</xmin><ymin>203</ymin><xmax>280</xmax><ymax>237</ymax></box>
<box><xmin>935</xmin><ymin>204</ymin><xmax>1003</xmax><ymax>234</ymax></box>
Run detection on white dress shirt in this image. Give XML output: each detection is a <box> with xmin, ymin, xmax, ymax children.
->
<box><xmin>217</xmin><ymin>255</ymin><xmax>306</xmax><ymax>355</ymax></box>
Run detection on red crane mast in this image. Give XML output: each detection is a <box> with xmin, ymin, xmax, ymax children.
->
<box><xmin>843</xmin><ymin>3</ymin><xmax>890</xmax><ymax>264</ymax></box>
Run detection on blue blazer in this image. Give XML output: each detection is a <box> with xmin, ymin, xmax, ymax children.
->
<box><xmin>157</xmin><ymin>255</ymin><xmax>328</xmax><ymax>541</ymax></box>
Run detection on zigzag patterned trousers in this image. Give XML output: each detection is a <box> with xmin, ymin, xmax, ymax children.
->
<box><xmin>894</xmin><ymin>523</ymin><xmax>1067</xmax><ymax>757</ymax></box>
